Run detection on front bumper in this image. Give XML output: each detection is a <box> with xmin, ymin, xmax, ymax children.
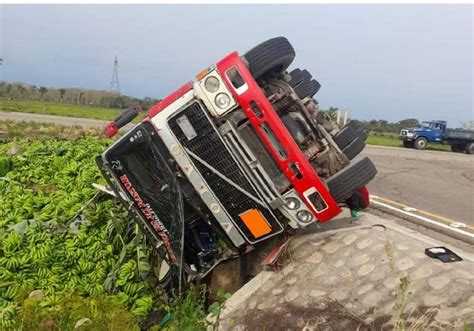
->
<box><xmin>216</xmin><ymin>52</ymin><xmax>342</xmax><ymax>222</ymax></box>
<box><xmin>400</xmin><ymin>130</ymin><xmax>415</xmax><ymax>141</ymax></box>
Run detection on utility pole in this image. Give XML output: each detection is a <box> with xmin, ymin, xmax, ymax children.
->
<box><xmin>109</xmin><ymin>56</ymin><xmax>120</xmax><ymax>93</ymax></box>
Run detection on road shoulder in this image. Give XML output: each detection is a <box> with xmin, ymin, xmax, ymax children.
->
<box><xmin>218</xmin><ymin>212</ymin><xmax>474</xmax><ymax>330</ymax></box>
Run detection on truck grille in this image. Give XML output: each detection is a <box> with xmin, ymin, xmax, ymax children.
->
<box><xmin>219</xmin><ymin>121</ymin><xmax>286</xmax><ymax>207</ymax></box>
<box><xmin>168</xmin><ymin>102</ymin><xmax>283</xmax><ymax>243</ymax></box>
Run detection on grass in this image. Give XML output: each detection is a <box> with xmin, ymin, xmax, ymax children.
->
<box><xmin>383</xmin><ymin>235</ymin><xmax>454</xmax><ymax>330</ymax></box>
<box><xmin>0</xmin><ymin>98</ymin><xmax>122</xmax><ymax>120</ymax></box>
<box><xmin>13</xmin><ymin>292</ymin><xmax>139</xmax><ymax>331</ymax></box>
<box><xmin>0</xmin><ymin>120</ymin><xmax>102</xmax><ymax>141</ymax></box>
<box><xmin>384</xmin><ymin>236</ymin><xmax>411</xmax><ymax>330</ymax></box>
<box><xmin>366</xmin><ymin>133</ymin><xmax>452</xmax><ymax>152</ymax></box>
<box><xmin>366</xmin><ymin>134</ymin><xmax>404</xmax><ymax>148</ymax></box>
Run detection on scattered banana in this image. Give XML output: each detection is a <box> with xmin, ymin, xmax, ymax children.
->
<box><xmin>0</xmin><ymin>138</ymin><xmax>156</xmax><ymax>327</ymax></box>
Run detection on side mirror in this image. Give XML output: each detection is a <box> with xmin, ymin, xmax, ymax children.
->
<box><xmin>103</xmin><ymin>105</ymin><xmax>144</xmax><ymax>138</ymax></box>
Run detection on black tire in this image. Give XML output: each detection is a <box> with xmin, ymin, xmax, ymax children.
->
<box><xmin>466</xmin><ymin>142</ymin><xmax>474</xmax><ymax>154</ymax></box>
<box><xmin>327</xmin><ymin>157</ymin><xmax>377</xmax><ymax>203</ymax></box>
<box><xmin>288</xmin><ymin>69</ymin><xmax>311</xmax><ymax>88</ymax></box>
<box><xmin>451</xmin><ymin>144</ymin><xmax>464</xmax><ymax>153</ymax></box>
<box><xmin>346</xmin><ymin>186</ymin><xmax>370</xmax><ymax>210</ymax></box>
<box><xmin>414</xmin><ymin>137</ymin><xmax>428</xmax><ymax>150</ymax></box>
<box><xmin>403</xmin><ymin>141</ymin><xmax>414</xmax><ymax>148</ymax></box>
<box><xmin>333</xmin><ymin>121</ymin><xmax>366</xmax><ymax>150</ymax></box>
<box><xmin>342</xmin><ymin>137</ymin><xmax>366</xmax><ymax>160</ymax></box>
<box><xmin>244</xmin><ymin>37</ymin><xmax>296</xmax><ymax>80</ymax></box>
<box><xmin>349</xmin><ymin>122</ymin><xmax>367</xmax><ymax>141</ymax></box>
<box><xmin>355</xmin><ymin>126</ymin><xmax>368</xmax><ymax>142</ymax></box>
<box><xmin>293</xmin><ymin>79</ymin><xmax>321</xmax><ymax>99</ymax></box>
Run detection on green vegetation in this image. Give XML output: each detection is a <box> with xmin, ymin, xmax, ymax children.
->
<box><xmin>0</xmin><ymin>98</ymin><xmax>122</xmax><ymax>120</ymax></box>
<box><xmin>0</xmin><ymin>120</ymin><xmax>101</xmax><ymax>141</ymax></box>
<box><xmin>366</xmin><ymin>134</ymin><xmax>403</xmax><ymax>148</ymax></box>
<box><xmin>0</xmin><ymin>131</ymin><xmax>222</xmax><ymax>330</ymax></box>
<box><xmin>13</xmin><ymin>293</ymin><xmax>138</xmax><ymax>330</ymax></box>
<box><xmin>0</xmin><ymin>137</ymin><xmax>154</xmax><ymax>329</ymax></box>
<box><xmin>0</xmin><ymin>81</ymin><xmax>159</xmax><ymax>110</ymax></box>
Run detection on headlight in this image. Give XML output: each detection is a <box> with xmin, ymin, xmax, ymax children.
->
<box><xmin>297</xmin><ymin>210</ymin><xmax>313</xmax><ymax>223</ymax></box>
<box><xmin>285</xmin><ymin>197</ymin><xmax>300</xmax><ymax>210</ymax></box>
<box><xmin>204</xmin><ymin>76</ymin><xmax>220</xmax><ymax>93</ymax></box>
<box><xmin>215</xmin><ymin>93</ymin><xmax>230</xmax><ymax>109</ymax></box>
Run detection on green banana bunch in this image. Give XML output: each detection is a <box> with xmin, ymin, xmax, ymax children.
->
<box><xmin>0</xmin><ymin>138</ymin><xmax>160</xmax><ymax>327</ymax></box>
<box><xmin>131</xmin><ymin>295</ymin><xmax>153</xmax><ymax>317</ymax></box>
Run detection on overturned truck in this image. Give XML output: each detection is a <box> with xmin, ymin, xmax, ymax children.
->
<box><xmin>96</xmin><ymin>37</ymin><xmax>377</xmax><ymax>293</ymax></box>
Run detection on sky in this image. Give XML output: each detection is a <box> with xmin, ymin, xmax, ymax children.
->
<box><xmin>0</xmin><ymin>5</ymin><xmax>472</xmax><ymax>125</ymax></box>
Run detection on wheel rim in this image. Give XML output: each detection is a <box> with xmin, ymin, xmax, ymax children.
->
<box><xmin>469</xmin><ymin>144</ymin><xmax>474</xmax><ymax>154</ymax></box>
<box><xmin>418</xmin><ymin>140</ymin><xmax>426</xmax><ymax>148</ymax></box>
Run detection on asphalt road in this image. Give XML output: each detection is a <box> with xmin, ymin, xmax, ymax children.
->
<box><xmin>2</xmin><ymin>111</ymin><xmax>473</xmax><ymax>226</ymax></box>
<box><xmin>362</xmin><ymin>144</ymin><xmax>474</xmax><ymax>226</ymax></box>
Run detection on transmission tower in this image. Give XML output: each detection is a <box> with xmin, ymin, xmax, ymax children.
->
<box><xmin>109</xmin><ymin>56</ymin><xmax>120</xmax><ymax>93</ymax></box>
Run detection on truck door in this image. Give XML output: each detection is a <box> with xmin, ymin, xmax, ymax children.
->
<box><xmin>103</xmin><ymin>121</ymin><xmax>185</xmax><ymax>292</ymax></box>
<box><xmin>432</xmin><ymin>123</ymin><xmax>444</xmax><ymax>142</ymax></box>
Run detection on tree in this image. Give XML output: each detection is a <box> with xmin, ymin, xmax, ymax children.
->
<box><xmin>16</xmin><ymin>84</ymin><xmax>25</xmax><ymax>98</ymax></box>
<box><xmin>39</xmin><ymin>86</ymin><xmax>48</xmax><ymax>100</ymax></box>
<box><xmin>59</xmin><ymin>88</ymin><xmax>66</xmax><ymax>103</ymax></box>
<box><xmin>5</xmin><ymin>84</ymin><xmax>12</xmax><ymax>96</ymax></box>
<box><xmin>111</xmin><ymin>95</ymin><xmax>128</xmax><ymax>109</ymax></box>
<box><xmin>397</xmin><ymin>118</ymin><xmax>419</xmax><ymax>128</ymax></box>
<box><xmin>0</xmin><ymin>81</ymin><xmax>158</xmax><ymax>109</ymax></box>
<box><xmin>26</xmin><ymin>85</ymin><xmax>37</xmax><ymax>99</ymax></box>
<box><xmin>137</xmin><ymin>97</ymin><xmax>159</xmax><ymax>110</ymax></box>
<box><xmin>78</xmin><ymin>92</ymin><xmax>85</xmax><ymax>105</ymax></box>
<box><xmin>325</xmin><ymin>106</ymin><xmax>339</xmax><ymax>121</ymax></box>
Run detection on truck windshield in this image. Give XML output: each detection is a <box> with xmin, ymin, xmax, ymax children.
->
<box><xmin>421</xmin><ymin>122</ymin><xmax>442</xmax><ymax>129</ymax></box>
<box><xmin>104</xmin><ymin>122</ymin><xmax>184</xmax><ymax>286</ymax></box>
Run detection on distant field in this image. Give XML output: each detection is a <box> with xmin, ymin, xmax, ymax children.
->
<box><xmin>366</xmin><ymin>133</ymin><xmax>451</xmax><ymax>151</ymax></box>
<box><xmin>0</xmin><ymin>98</ymin><xmax>122</xmax><ymax>120</ymax></box>
<box><xmin>0</xmin><ymin>99</ymin><xmax>455</xmax><ymax>152</ymax></box>
<box><xmin>366</xmin><ymin>134</ymin><xmax>402</xmax><ymax>147</ymax></box>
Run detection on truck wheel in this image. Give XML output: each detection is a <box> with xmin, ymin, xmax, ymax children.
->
<box><xmin>293</xmin><ymin>79</ymin><xmax>321</xmax><ymax>99</ymax></box>
<box><xmin>342</xmin><ymin>136</ymin><xmax>366</xmax><ymax>160</ymax></box>
<box><xmin>326</xmin><ymin>156</ymin><xmax>377</xmax><ymax>203</ymax></box>
<box><xmin>414</xmin><ymin>137</ymin><xmax>428</xmax><ymax>150</ymax></box>
<box><xmin>403</xmin><ymin>141</ymin><xmax>414</xmax><ymax>148</ymax></box>
<box><xmin>334</xmin><ymin>121</ymin><xmax>366</xmax><ymax>150</ymax></box>
<box><xmin>466</xmin><ymin>142</ymin><xmax>474</xmax><ymax>154</ymax></box>
<box><xmin>244</xmin><ymin>37</ymin><xmax>296</xmax><ymax>80</ymax></box>
<box><xmin>288</xmin><ymin>68</ymin><xmax>311</xmax><ymax>88</ymax></box>
<box><xmin>345</xmin><ymin>186</ymin><xmax>370</xmax><ymax>210</ymax></box>
<box><xmin>451</xmin><ymin>144</ymin><xmax>464</xmax><ymax>153</ymax></box>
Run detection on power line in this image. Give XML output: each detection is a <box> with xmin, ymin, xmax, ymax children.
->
<box><xmin>109</xmin><ymin>56</ymin><xmax>120</xmax><ymax>93</ymax></box>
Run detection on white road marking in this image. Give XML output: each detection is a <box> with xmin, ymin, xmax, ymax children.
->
<box><xmin>370</xmin><ymin>199</ymin><xmax>474</xmax><ymax>239</ymax></box>
<box><xmin>449</xmin><ymin>222</ymin><xmax>467</xmax><ymax>229</ymax></box>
